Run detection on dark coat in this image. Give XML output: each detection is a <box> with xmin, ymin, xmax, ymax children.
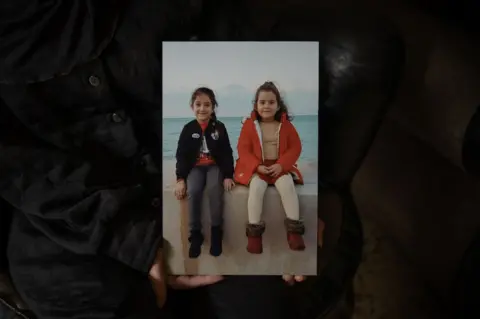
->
<box><xmin>0</xmin><ymin>0</ymin><xmax>199</xmax><ymax>318</ymax></box>
<box><xmin>0</xmin><ymin>0</ymin><xmax>406</xmax><ymax>318</ymax></box>
<box><xmin>175</xmin><ymin>119</ymin><xmax>235</xmax><ymax>180</ymax></box>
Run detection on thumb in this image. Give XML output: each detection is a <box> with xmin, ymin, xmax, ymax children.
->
<box><xmin>170</xmin><ymin>275</ymin><xmax>224</xmax><ymax>289</ymax></box>
<box><xmin>149</xmin><ymin>250</ymin><xmax>167</xmax><ymax>308</ymax></box>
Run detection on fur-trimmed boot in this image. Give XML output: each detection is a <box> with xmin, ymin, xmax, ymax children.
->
<box><xmin>284</xmin><ymin>218</ymin><xmax>306</xmax><ymax>251</ymax></box>
<box><xmin>210</xmin><ymin>226</ymin><xmax>223</xmax><ymax>257</ymax></box>
<box><xmin>246</xmin><ymin>222</ymin><xmax>265</xmax><ymax>254</ymax></box>
<box><xmin>188</xmin><ymin>230</ymin><xmax>204</xmax><ymax>258</ymax></box>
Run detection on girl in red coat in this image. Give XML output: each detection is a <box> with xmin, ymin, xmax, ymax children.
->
<box><xmin>234</xmin><ymin>81</ymin><xmax>306</xmax><ymax>254</ymax></box>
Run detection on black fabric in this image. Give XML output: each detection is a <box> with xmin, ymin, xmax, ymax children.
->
<box><xmin>0</xmin><ymin>199</ymin><xmax>12</xmax><ymax>271</ymax></box>
<box><xmin>0</xmin><ymin>59</ymin><xmax>163</xmax><ymax>275</ymax></box>
<box><xmin>175</xmin><ymin>120</ymin><xmax>235</xmax><ymax>180</ymax></box>
<box><xmin>0</xmin><ymin>0</ymin><xmax>179</xmax><ymax>318</ymax></box>
<box><xmin>453</xmin><ymin>230</ymin><xmax>480</xmax><ymax>319</ymax></box>
<box><xmin>207</xmin><ymin>276</ymin><xmax>293</xmax><ymax>319</ymax></box>
<box><xmin>7</xmin><ymin>210</ymin><xmax>167</xmax><ymax>319</ymax></box>
<box><xmin>0</xmin><ymin>0</ymin><xmax>200</xmax><ymax>84</ymax></box>
<box><xmin>462</xmin><ymin>105</ymin><xmax>480</xmax><ymax>177</ymax></box>
<box><xmin>0</xmin><ymin>0</ymin><xmax>404</xmax><ymax>319</ymax></box>
<box><xmin>0</xmin><ymin>0</ymin><xmax>120</xmax><ymax>84</ymax></box>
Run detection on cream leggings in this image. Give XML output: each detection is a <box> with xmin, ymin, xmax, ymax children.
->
<box><xmin>247</xmin><ymin>174</ymin><xmax>300</xmax><ymax>224</ymax></box>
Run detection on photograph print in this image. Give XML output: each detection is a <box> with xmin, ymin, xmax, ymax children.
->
<box><xmin>162</xmin><ymin>41</ymin><xmax>319</xmax><ymax>276</ymax></box>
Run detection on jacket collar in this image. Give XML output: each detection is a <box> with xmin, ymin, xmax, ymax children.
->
<box><xmin>194</xmin><ymin>119</ymin><xmax>215</xmax><ymax>130</ymax></box>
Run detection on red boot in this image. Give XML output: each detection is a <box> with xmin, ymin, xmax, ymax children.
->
<box><xmin>285</xmin><ymin>218</ymin><xmax>306</xmax><ymax>251</ymax></box>
<box><xmin>246</xmin><ymin>222</ymin><xmax>265</xmax><ymax>254</ymax></box>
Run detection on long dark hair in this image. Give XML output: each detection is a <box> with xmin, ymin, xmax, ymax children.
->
<box><xmin>252</xmin><ymin>81</ymin><xmax>293</xmax><ymax>122</ymax></box>
<box><xmin>190</xmin><ymin>87</ymin><xmax>218</xmax><ymax>122</ymax></box>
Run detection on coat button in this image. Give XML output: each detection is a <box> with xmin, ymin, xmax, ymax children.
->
<box><xmin>151</xmin><ymin>197</ymin><xmax>161</xmax><ymax>208</ymax></box>
<box><xmin>88</xmin><ymin>75</ymin><xmax>100</xmax><ymax>87</ymax></box>
<box><xmin>111</xmin><ymin>112</ymin><xmax>123</xmax><ymax>123</ymax></box>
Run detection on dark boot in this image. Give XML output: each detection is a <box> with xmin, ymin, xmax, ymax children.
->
<box><xmin>284</xmin><ymin>218</ymin><xmax>306</xmax><ymax>251</ymax></box>
<box><xmin>246</xmin><ymin>222</ymin><xmax>265</xmax><ymax>254</ymax></box>
<box><xmin>188</xmin><ymin>230</ymin><xmax>204</xmax><ymax>258</ymax></box>
<box><xmin>210</xmin><ymin>226</ymin><xmax>223</xmax><ymax>257</ymax></box>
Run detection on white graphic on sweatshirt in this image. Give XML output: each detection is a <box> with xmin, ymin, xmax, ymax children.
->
<box><xmin>197</xmin><ymin>135</ymin><xmax>213</xmax><ymax>162</ymax></box>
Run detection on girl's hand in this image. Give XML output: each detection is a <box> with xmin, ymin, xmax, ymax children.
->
<box><xmin>174</xmin><ymin>180</ymin><xmax>186</xmax><ymax>200</ymax></box>
<box><xmin>282</xmin><ymin>218</ymin><xmax>326</xmax><ymax>285</ymax></box>
<box><xmin>257</xmin><ymin>165</ymin><xmax>269</xmax><ymax>175</ymax></box>
<box><xmin>267</xmin><ymin>163</ymin><xmax>283</xmax><ymax>177</ymax></box>
<box><xmin>223</xmin><ymin>178</ymin><xmax>235</xmax><ymax>191</ymax></box>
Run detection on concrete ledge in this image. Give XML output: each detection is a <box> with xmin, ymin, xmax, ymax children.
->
<box><xmin>163</xmin><ymin>161</ymin><xmax>318</xmax><ymax>276</ymax></box>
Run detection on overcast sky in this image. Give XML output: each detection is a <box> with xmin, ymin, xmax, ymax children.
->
<box><xmin>162</xmin><ymin>42</ymin><xmax>319</xmax><ymax>117</ymax></box>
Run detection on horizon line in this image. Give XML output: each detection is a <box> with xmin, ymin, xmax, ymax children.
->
<box><xmin>163</xmin><ymin>113</ymin><xmax>318</xmax><ymax>119</ymax></box>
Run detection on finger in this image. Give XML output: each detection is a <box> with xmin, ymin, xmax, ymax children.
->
<box><xmin>188</xmin><ymin>275</ymin><xmax>224</xmax><ymax>287</ymax></box>
<box><xmin>150</xmin><ymin>252</ymin><xmax>167</xmax><ymax>308</ymax></box>
<box><xmin>151</xmin><ymin>278</ymin><xmax>167</xmax><ymax>308</ymax></box>
<box><xmin>171</xmin><ymin>275</ymin><xmax>224</xmax><ymax>289</ymax></box>
<box><xmin>282</xmin><ymin>274</ymin><xmax>295</xmax><ymax>286</ymax></box>
<box><xmin>294</xmin><ymin>275</ymin><xmax>306</xmax><ymax>282</ymax></box>
<box><xmin>282</xmin><ymin>274</ymin><xmax>293</xmax><ymax>281</ymax></box>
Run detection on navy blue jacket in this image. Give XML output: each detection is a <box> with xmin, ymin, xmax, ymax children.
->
<box><xmin>176</xmin><ymin>119</ymin><xmax>235</xmax><ymax>180</ymax></box>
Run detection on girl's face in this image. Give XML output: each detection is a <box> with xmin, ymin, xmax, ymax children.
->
<box><xmin>256</xmin><ymin>90</ymin><xmax>278</xmax><ymax>121</ymax></box>
<box><xmin>192</xmin><ymin>93</ymin><xmax>213</xmax><ymax>122</ymax></box>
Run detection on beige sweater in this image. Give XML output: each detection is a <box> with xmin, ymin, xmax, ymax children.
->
<box><xmin>260</xmin><ymin>121</ymin><xmax>280</xmax><ymax>160</ymax></box>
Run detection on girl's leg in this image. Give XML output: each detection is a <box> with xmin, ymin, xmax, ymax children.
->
<box><xmin>246</xmin><ymin>174</ymin><xmax>268</xmax><ymax>254</ymax></box>
<box><xmin>186</xmin><ymin>166</ymin><xmax>207</xmax><ymax>258</ymax></box>
<box><xmin>274</xmin><ymin>174</ymin><xmax>306</xmax><ymax>251</ymax></box>
<box><xmin>205</xmin><ymin>165</ymin><xmax>224</xmax><ymax>256</ymax></box>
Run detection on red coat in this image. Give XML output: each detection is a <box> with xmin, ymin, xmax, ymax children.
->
<box><xmin>234</xmin><ymin>111</ymin><xmax>304</xmax><ymax>185</ymax></box>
